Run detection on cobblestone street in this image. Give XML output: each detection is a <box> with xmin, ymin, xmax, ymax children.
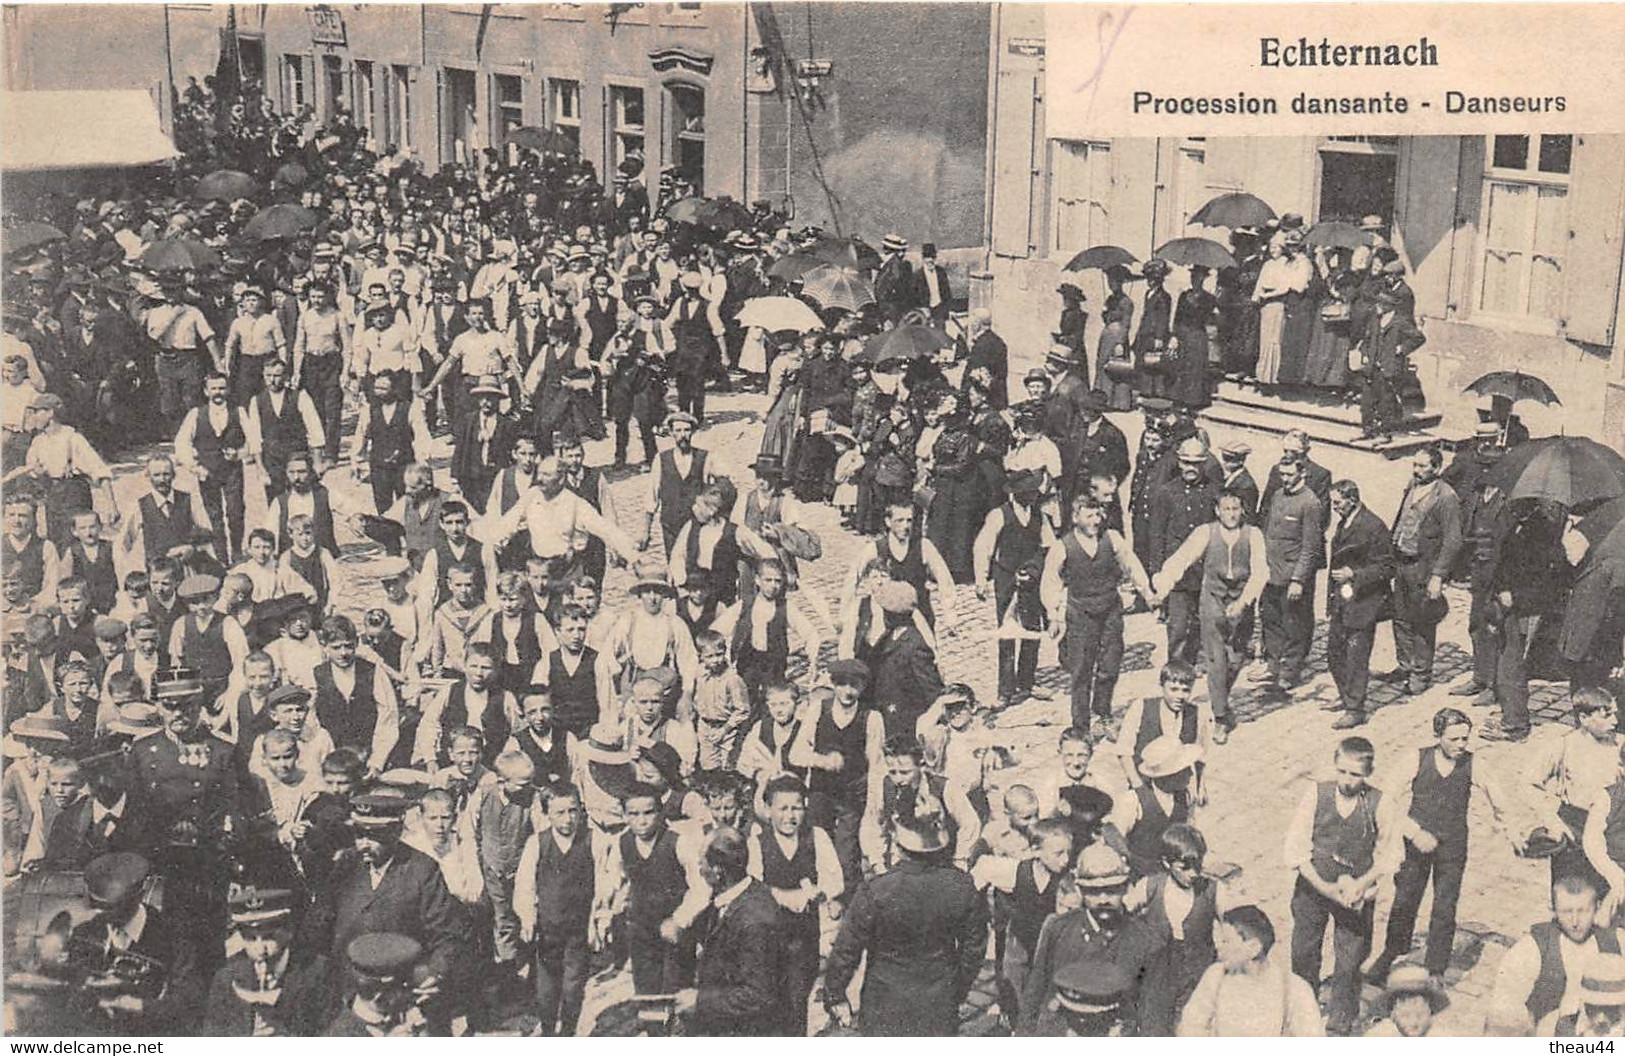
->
<box><xmin>90</xmin><ymin>385</ymin><xmax>1569</xmax><ymax>1036</ymax></box>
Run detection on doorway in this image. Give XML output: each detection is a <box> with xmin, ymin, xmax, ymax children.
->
<box><xmin>1317</xmin><ymin>139</ymin><xmax>1397</xmax><ymax>224</ymax></box>
<box><xmin>442</xmin><ymin>67</ymin><xmax>478</xmax><ymax>166</ymax></box>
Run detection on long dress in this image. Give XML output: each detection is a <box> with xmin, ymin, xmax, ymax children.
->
<box><xmin>1133</xmin><ymin>287</ymin><xmax>1173</xmax><ymax>400</ymax></box>
<box><xmin>1277</xmin><ymin>256</ymin><xmax>1318</xmax><ymax>386</ymax></box>
<box><xmin>925</xmin><ymin>420</ymin><xmax>981</xmax><ymax>584</ymax></box>
<box><xmin>1252</xmin><ymin>257</ymin><xmax>1291</xmax><ymax>384</ymax></box>
<box><xmin>758</xmin><ymin>353</ymin><xmax>805</xmax><ymax>465</ymax></box>
<box><xmin>1169</xmin><ymin>288</ymin><xmax>1218</xmax><ymax>408</ymax></box>
<box><xmin>1094</xmin><ymin>293</ymin><xmax>1136</xmax><ymax>411</ymax></box>
<box><xmin>1219</xmin><ymin>258</ymin><xmax>1263</xmax><ymax>376</ymax></box>
<box><xmin>1058</xmin><ymin>304</ymin><xmax>1089</xmax><ymax>379</ymax></box>
<box><xmin>1301</xmin><ymin>270</ymin><xmax>1358</xmax><ymax>389</ymax></box>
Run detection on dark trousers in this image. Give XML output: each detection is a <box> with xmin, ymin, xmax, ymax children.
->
<box><xmin>1359</xmin><ymin>367</ymin><xmax>1402</xmax><ymax>435</ymax></box>
<box><xmin>261</xmin><ymin>449</ymin><xmax>290</xmax><ymax>502</ymax></box>
<box><xmin>613</xmin><ymin>415</ymin><xmax>658</xmax><ymax>465</ymax></box>
<box><xmin>230</xmin><ymin>354</ymin><xmax>267</xmax><ymax>408</ymax></box>
<box><xmin>198</xmin><ymin>468</ymin><xmax>246</xmax><ymax>565</ymax></box>
<box><xmin>1063</xmin><ymin>605</ymin><xmax>1125</xmax><ymax>731</ymax></box>
<box><xmin>1495</xmin><ymin>614</ymin><xmax>1534</xmax><ymax>734</ymax></box>
<box><xmin>1289</xmin><ymin>874</ymin><xmax>1373</xmax><ymax>1033</ymax></box>
<box><xmin>533</xmin><ymin>929</ymin><xmax>590</xmax><ymax>1036</ymax></box>
<box><xmin>155</xmin><ymin>351</ymin><xmax>202</xmax><ymax>430</ymax></box>
<box><xmin>628</xmin><ymin>921</ymin><xmax>693</xmax><ymax>996</ymax></box>
<box><xmin>674</xmin><ymin>369</ymin><xmax>706</xmax><ymax>423</ymax></box>
<box><xmin>1381</xmin><ymin>839</ymin><xmax>1467</xmax><ymax>976</ymax></box>
<box><xmin>302</xmin><ymin>354</ymin><xmax>344</xmax><ymax>460</ymax></box>
<box><xmin>1467</xmin><ymin>588</ymin><xmax>1498</xmax><ymax>688</ymax></box>
<box><xmin>1326</xmin><ymin>607</ymin><xmax>1376</xmax><ymax>713</ymax></box>
<box><xmin>1165</xmin><ymin>588</ymin><xmax>1202</xmax><ymax>667</ymax></box>
<box><xmin>458</xmin><ymin>470</ymin><xmax>497</xmax><ymax>513</ymax></box>
<box><xmin>994</xmin><ymin>572</ymin><xmax>1038</xmax><ymax>701</ymax></box>
<box><xmin>780</xmin><ymin>917</ymin><xmax>820</xmax><ymax>1036</ymax></box>
<box><xmin>369</xmin><ymin>462</ymin><xmax>406</xmax><ymax>516</ymax></box>
<box><xmin>1199</xmin><ymin>586</ymin><xmax>1252</xmax><ymax>722</ymax></box>
<box><xmin>811</xmin><ymin>791</ymin><xmax>865</xmax><ymax>897</ymax></box>
<box><xmin>1392</xmin><ymin>567</ymin><xmax>1443</xmax><ymax>683</ymax></box>
<box><xmin>1259</xmin><ymin>582</ymin><xmax>1311</xmax><ymax>684</ymax></box>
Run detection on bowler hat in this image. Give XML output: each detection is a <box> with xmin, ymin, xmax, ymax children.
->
<box><xmin>85</xmin><ymin>851</ymin><xmax>151</xmax><ymax>906</ymax></box>
<box><xmin>469</xmin><ymin>374</ymin><xmax>506</xmax><ymax>398</ymax></box>
<box><xmin>640</xmin><ymin>742</ymin><xmax>685</xmax><ymax>788</ymax></box>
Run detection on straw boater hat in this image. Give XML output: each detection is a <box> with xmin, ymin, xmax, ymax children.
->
<box><xmin>1073</xmin><ymin>843</ymin><xmax>1131</xmax><ymax>888</ymax></box>
<box><xmin>1580</xmin><ymin>953</ymin><xmax>1625</xmax><ymax>1010</ymax></box>
<box><xmin>9</xmin><ymin>713</ymin><xmax>71</xmax><ymax>746</ymax></box>
<box><xmin>630</xmin><ymin>560</ymin><xmax>677</xmax><ymax>597</ymax></box>
<box><xmin>1376</xmin><ymin>963</ymin><xmax>1450</xmax><ymax>1015</ymax></box>
<box><xmin>1359</xmin><ymin>214</ymin><xmax>1386</xmax><ymax>232</ymax></box>
<box><xmin>469</xmin><ymin>374</ymin><xmax>507</xmax><ymax>398</ymax></box>
<box><xmin>891</xmin><ymin>799</ymin><xmax>952</xmax><ymax>855</ymax></box>
<box><xmin>880</xmin><ymin>234</ymin><xmax>908</xmax><ymax>253</ymax></box>
<box><xmin>874</xmin><ymin>579</ymin><xmax>919</xmax><ymax>616</ymax></box>
<box><xmin>107</xmin><ymin>703</ymin><xmax>163</xmax><ymax>740</ymax></box>
<box><xmin>1138</xmin><ymin>736</ymin><xmax>1204</xmax><ymax>779</ymax></box>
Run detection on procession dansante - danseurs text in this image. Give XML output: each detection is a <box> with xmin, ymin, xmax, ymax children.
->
<box><xmin>1129</xmin><ymin>36</ymin><xmax>1565</xmax><ymax>116</ymax></box>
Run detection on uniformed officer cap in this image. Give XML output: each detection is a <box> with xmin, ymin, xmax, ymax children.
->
<box><xmin>85</xmin><ymin>851</ymin><xmax>151</xmax><ymax>906</ymax></box>
<box><xmin>229</xmin><ymin>886</ymin><xmax>296</xmax><ymax>927</ymax></box>
<box><xmin>153</xmin><ymin>666</ymin><xmax>205</xmax><ymax>702</ymax></box>
<box><xmin>347</xmin><ymin>932</ymin><xmax>422</xmax><ymax>982</ymax></box>
<box><xmin>350</xmin><ymin>792</ymin><xmax>411</xmax><ymax>829</ymax></box>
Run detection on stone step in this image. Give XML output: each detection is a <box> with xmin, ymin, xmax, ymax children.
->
<box><xmin>1200</xmin><ymin>387</ymin><xmax>1444</xmax><ymax>456</ymax></box>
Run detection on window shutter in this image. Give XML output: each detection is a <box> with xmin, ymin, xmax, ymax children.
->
<box><xmin>1396</xmin><ymin>136</ymin><xmax>1461</xmax><ymax>320</ymax></box>
<box><xmin>435</xmin><ymin>67</ymin><xmax>446</xmax><ymax>168</ymax></box>
<box><xmin>991</xmin><ymin>69</ymin><xmax>1040</xmax><ymax>258</ymax></box>
<box><xmin>1563</xmin><ymin>134</ymin><xmax>1625</xmax><ymax>346</ymax></box>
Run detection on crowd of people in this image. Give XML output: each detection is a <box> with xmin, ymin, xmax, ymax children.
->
<box><xmin>4</xmin><ymin>77</ymin><xmax>1625</xmax><ymax>1041</ymax></box>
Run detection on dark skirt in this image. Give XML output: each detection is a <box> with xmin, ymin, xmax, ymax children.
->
<box><xmin>1302</xmin><ymin>306</ymin><xmax>1354</xmax><ymax>389</ymax></box>
<box><xmin>1277</xmin><ymin>290</ymin><xmax>1318</xmax><ymax>386</ymax></box>
<box><xmin>1095</xmin><ymin>323</ymin><xmax>1135</xmax><ymax>411</ymax></box>
<box><xmin>927</xmin><ymin>470</ymin><xmax>983</xmax><ymax>584</ymax></box>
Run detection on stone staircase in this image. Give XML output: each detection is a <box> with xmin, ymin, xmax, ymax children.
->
<box><xmin>1199</xmin><ymin>379</ymin><xmax>1446</xmax><ymax>456</ymax></box>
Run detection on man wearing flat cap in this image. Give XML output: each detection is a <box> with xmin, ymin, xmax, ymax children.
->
<box><xmin>1352</xmin><ymin>250</ymin><xmax>1426</xmax><ymax>441</ymax></box>
<box><xmin>203</xmin><ymin>887</ymin><xmax>331</xmax><ymax>1035</ymax></box>
<box><xmin>135</xmin><ymin>667</ymin><xmax>239</xmax><ymax>852</ymax></box>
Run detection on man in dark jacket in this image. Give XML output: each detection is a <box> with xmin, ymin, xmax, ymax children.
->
<box><xmin>874</xmin><ymin>234</ymin><xmax>918</xmax><ymax>323</ymax></box>
<box><xmin>1450</xmin><ymin>425</ymin><xmax>1511</xmax><ymax>702</ymax></box>
<box><xmin>1382</xmin><ymin>448</ymin><xmax>1463</xmax><ymax>695</ymax></box>
<box><xmin>1259</xmin><ymin>456</ymin><xmax>1324</xmax><ymax>693</ymax></box>
<box><xmin>962</xmin><ymin>309</ymin><xmax>1009</xmax><ymax>409</ymax></box>
<box><xmin>1561</xmin><ymin>525</ymin><xmax>1625</xmax><ymax>696</ymax></box>
<box><xmin>448</xmin><ymin>376</ymin><xmax>517</xmax><ymax>512</ymax></box>
<box><xmin>1066</xmin><ymin>389</ymin><xmax>1131</xmax><ymax>508</ymax></box>
<box><xmin>1149</xmin><ymin>439</ymin><xmax>1220</xmax><ymax>667</ymax></box>
<box><xmin>823</xmin><ymin>812</ymin><xmax>989</xmax><ymax>1036</ymax></box>
<box><xmin>1323</xmin><ymin>480</ymin><xmax>1396</xmax><ymax>728</ymax></box>
<box><xmin>1485</xmin><ymin>501</ymin><xmax>1570</xmax><ymax>741</ymax></box>
<box><xmin>673</xmin><ymin>827</ymin><xmax>789</xmax><ymax>1035</ymax></box>
<box><xmin>862</xmin><ymin>580</ymin><xmax>946</xmax><ymax>739</ymax></box>
<box><xmin>913</xmin><ymin>243</ymin><xmax>955</xmax><ymax>323</ymax></box>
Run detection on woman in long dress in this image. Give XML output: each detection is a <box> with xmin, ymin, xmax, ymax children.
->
<box><xmin>1250</xmin><ymin>235</ymin><xmax>1291</xmax><ymax>386</ymax></box>
<box><xmin>922</xmin><ymin>390</ymin><xmax>980</xmax><ymax>584</ymax></box>
<box><xmin>1276</xmin><ymin>235</ymin><xmax>1318</xmax><ymax>386</ymax></box>
<box><xmin>1057</xmin><ymin>282</ymin><xmax>1089</xmax><ymax>378</ymax></box>
<box><xmin>1301</xmin><ymin>246</ymin><xmax>1359</xmax><ymax>390</ymax></box>
<box><xmin>1094</xmin><ymin>266</ymin><xmax>1137</xmax><ymax>411</ymax></box>
<box><xmin>1169</xmin><ymin>264</ymin><xmax>1219</xmax><ymax>409</ymax></box>
<box><xmin>757</xmin><ymin>332</ymin><xmax>807</xmax><ymax>467</ymax></box>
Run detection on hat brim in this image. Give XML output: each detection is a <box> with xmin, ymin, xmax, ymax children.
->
<box><xmin>631</xmin><ymin>581</ymin><xmax>678</xmax><ymax>597</ymax></box>
<box><xmin>469</xmin><ymin>385</ymin><xmax>507</xmax><ymax>397</ymax></box>
<box><xmin>1075</xmin><ymin>871</ymin><xmax>1132</xmax><ymax>889</ymax></box>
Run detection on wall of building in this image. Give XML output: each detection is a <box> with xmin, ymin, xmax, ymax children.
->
<box><xmin>760</xmin><ymin>1</ymin><xmax>989</xmax><ymax>249</ymax></box>
<box><xmin>3</xmin><ymin>4</ymin><xmax>174</xmax><ymax>127</ymax></box>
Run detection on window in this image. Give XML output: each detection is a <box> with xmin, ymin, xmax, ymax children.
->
<box><xmin>354</xmin><ymin>60</ymin><xmax>375</xmax><ymax>130</ymax></box>
<box><xmin>1174</xmin><ymin>139</ymin><xmax>1206</xmax><ymax>233</ymax></box>
<box><xmin>493</xmin><ymin>73</ymin><xmax>524</xmax><ymax>143</ymax></box>
<box><xmin>549</xmin><ymin>78</ymin><xmax>581</xmax><ymax>150</ymax></box>
<box><xmin>667</xmin><ymin>83</ymin><xmax>705</xmax><ymax>193</ymax></box>
<box><xmin>322</xmin><ymin>54</ymin><xmax>346</xmax><ymax>122</ymax></box>
<box><xmin>1048</xmin><ymin>139</ymin><xmax>1112</xmax><ymax>258</ymax></box>
<box><xmin>610</xmin><ymin>85</ymin><xmax>645</xmax><ymax>168</ymax></box>
<box><xmin>1478</xmin><ymin>135</ymin><xmax>1573</xmax><ymax>325</ymax></box>
<box><xmin>388</xmin><ymin>64</ymin><xmax>412</xmax><ymax>149</ymax></box>
<box><xmin>282</xmin><ymin>54</ymin><xmax>308</xmax><ymax>111</ymax></box>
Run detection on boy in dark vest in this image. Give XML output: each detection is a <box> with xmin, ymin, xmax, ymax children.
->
<box><xmin>1151</xmin><ymin>488</ymin><xmax>1268</xmax><ymax>740</ymax></box>
<box><xmin>1130</xmin><ymin>822</ymin><xmax>1220</xmax><ymax>1035</ymax></box>
<box><xmin>312</xmin><ymin>615</ymin><xmax>402</xmax><ymax>774</ymax></box>
<box><xmin>1284</xmin><ymin>735</ymin><xmax>1399</xmax><ymax>1035</ymax></box>
<box><xmin>277</xmin><ymin>514</ymin><xmax>339</xmax><ymax>618</ymax></box>
<box><xmin>266</xmin><ymin>451</ymin><xmax>339</xmax><ymax>558</ymax></box>
<box><xmin>51</xmin><ymin>575</ymin><xmax>99</xmax><ymax>670</ymax></box>
<box><xmin>475</xmin><ymin>571</ymin><xmax>553</xmax><ymax>695</ymax></box>
<box><xmin>713</xmin><ymin>558</ymin><xmax>823</xmax><ymax>706</ymax></box>
<box><xmin>48</xmin><ymin>510</ymin><xmax>118</xmax><ymax>615</ymax></box>
<box><xmin>515</xmin><ymin>781</ymin><xmax>601</xmax><ymax>1036</ymax></box>
<box><xmin>1042</xmin><ymin>495</ymin><xmax>1155</xmax><ymax>734</ymax></box>
<box><xmin>1487</xmin><ymin>873</ymin><xmax>1623</xmax><ymax>1034</ymax></box>
<box><xmin>534</xmin><ymin>603</ymin><xmax>609</xmax><ymax>740</ymax></box>
<box><xmin>669</xmin><ymin>484</ymin><xmax>777</xmax><ymax>610</ymax></box>
<box><xmin>144</xmin><ymin>558</ymin><xmax>186</xmax><ymax>656</ymax></box>
<box><xmin>412</xmin><ymin>500</ymin><xmax>496</xmax><ymax>635</ymax></box>
<box><xmin>971</xmin><ymin>816</ymin><xmax>1074</xmax><ymax>1030</ymax></box>
<box><xmin>738</xmin><ymin>680</ymin><xmax>808</xmax><ymax>790</ymax></box>
<box><xmin>599</xmin><ymin>781</ymin><xmax>694</xmax><ymax>1022</ymax></box>
<box><xmin>416</xmin><ymin>642</ymin><xmax>512</xmax><ymax>768</ymax></box>
<box><xmin>1112</xmin><ymin>735</ymin><xmax>1203</xmax><ymax>878</ymax></box>
<box><xmin>504</xmin><ymin>687</ymin><xmax>576</xmax><ymax>789</ymax></box>
<box><xmin>749</xmin><ymin>774</ymin><xmax>844</xmax><ymax>1035</ymax></box>
<box><xmin>641</xmin><ymin>411</ymin><xmax>710</xmax><ymax>556</ymax></box>
<box><xmin>859</xmin><ymin>733</ymin><xmax>981</xmax><ymax>873</ymax></box>
<box><xmin>1372</xmin><ymin>707</ymin><xmax>1510</xmax><ymax>986</ymax></box>
<box><xmin>168</xmin><ymin>573</ymin><xmax>239</xmax><ymax>698</ymax></box>
<box><xmin>789</xmin><ymin>661</ymin><xmax>885</xmax><ymax>892</ymax></box>
<box><xmin>352</xmin><ymin>372</ymin><xmax>429</xmax><ymax>516</ymax></box>
<box><xmin>975</xmin><ymin>468</ymin><xmax>1054</xmax><ymax>708</ymax></box>
<box><xmin>1110</xmin><ymin>661</ymin><xmax>1213</xmax><ymax>798</ymax></box>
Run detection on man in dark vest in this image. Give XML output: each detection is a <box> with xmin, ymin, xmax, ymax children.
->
<box><xmin>1371</xmin><ymin>708</ymin><xmax>1510</xmax><ymax>987</ymax></box>
<box><xmin>1151</xmin><ymin>488</ymin><xmax>1267</xmax><ymax>739</ymax></box>
<box><xmin>974</xmin><ymin>469</ymin><xmax>1052</xmax><ymax>708</ymax></box>
<box><xmin>1487</xmin><ymin>873</ymin><xmax>1623</xmax><ymax>1035</ymax></box>
<box><xmin>119</xmin><ymin>455</ymin><xmax>205</xmax><ymax>573</ymax></box>
<box><xmin>263</xmin><ymin>450</ymin><xmax>339</xmax><ymax>557</ymax></box>
<box><xmin>311</xmin><ymin>615</ymin><xmax>402</xmax><ymax>775</ymax></box>
<box><xmin>538</xmin><ymin>603</ymin><xmax>609</xmax><ymax>739</ymax></box>
<box><xmin>574</xmin><ymin>271</ymin><xmax>620</xmax><ymax>367</ymax></box>
<box><xmin>668</xmin><ymin>484</ymin><xmax>777</xmax><ymax>610</ymax></box>
<box><xmin>245</xmin><ymin>356</ymin><xmax>324</xmax><ymax>503</ymax></box>
<box><xmin>515</xmin><ymin>781</ymin><xmax>599</xmax><ymax>1037</ymax></box>
<box><xmin>1323</xmin><ymin>480</ymin><xmax>1396</xmax><ymax>729</ymax></box>
<box><xmin>351</xmin><ymin>372</ymin><xmax>430</xmax><ymax>517</ymax></box>
<box><xmin>641</xmin><ymin>411</ymin><xmax>711</xmax><ymax>556</ymax></box>
<box><xmin>1041</xmin><ymin>496</ymin><xmax>1155</xmax><ymax>734</ymax></box>
<box><xmin>1285</xmin><ymin>736</ymin><xmax>1400</xmax><ymax>1035</ymax></box>
<box><xmin>666</xmin><ymin>274</ymin><xmax>716</xmax><ymax>422</ymax></box>
<box><xmin>173</xmin><ymin>372</ymin><xmax>250</xmax><ymax>564</ymax></box>
<box><xmin>558</xmin><ymin>435</ymin><xmax>611</xmax><ymax>587</ymax></box>
<box><xmin>860</xmin><ymin>733</ymin><xmax>980</xmax><ymax>873</ymax></box>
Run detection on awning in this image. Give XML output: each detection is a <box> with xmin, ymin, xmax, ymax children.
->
<box><xmin>1</xmin><ymin>90</ymin><xmax>179</xmax><ymax>172</ymax></box>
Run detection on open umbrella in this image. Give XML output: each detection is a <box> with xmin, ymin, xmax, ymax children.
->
<box><xmin>1464</xmin><ymin>370</ymin><xmax>1561</xmax><ymax>408</ymax></box>
<box><xmin>272</xmin><ymin>162</ymin><xmax>310</xmax><ymax>189</ymax></box>
<box><xmin>1189</xmin><ymin>192</ymin><xmax>1276</xmax><ymax>230</ymax></box>
<box><xmin>697</xmin><ymin>197</ymin><xmax>754</xmax><ymax>233</ymax></box>
<box><xmin>1304</xmin><ymin>221</ymin><xmax>1374</xmax><ymax>251</ymax></box>
<box><xmin>802</xmin><ymin>235</ymin><xmax>881</xmax><ymax>271</ymax></box>
<box><xmin>767</xmin><ymin>252</ymin><xmax>827</xmax><ymax>282</ymax></box>
<box><xmin>1486</xmin><ymin>436</ymin><xmax>1625</xmax><ymax>510</ymax></box>
<box><xmin>194</xmin><ymin>169</ymin><xmax>258</xmax><ymax>203</ymax></box>
<box><xmin>800</xmin><ymin>264</ymin><xmax>876</xmax><ymax>313</ymax></box>
<box><xmin>242</xmin><ymin>203</ymin><xmax>320</xmax><ymax>242</ymax></box>
<box><xmin>735</xmin><ymin>296</ymin><xmax>824</xmax><ymax>333</ymax></box>
<box><xmin>1151</xmin><ymin>237</ymin><xmax>1235</xmax><ymax>270</ymax></box>
<box><xmin>140</xmin><ymin>237</ymin><xmax>221</xmax><ymax>272</ymax></box>
<box><xmin>506</xmin><ymin>126</ymin><xmax>578</xmax><ymax>154</ymax></box>
<box><xmin>664</xmin><ymin>196</ymin><xmax>710</xmax><ymax>227</ymax></box>
<box><xmin>1063</xmin><ymin>245</ymin><xmax>1138</xmax><ymax>272</ymax></box>
<box><xmin>859</xmin><ymin>324</ymin><xmax>954</xmax><ymax>365</ymax></box>
<box><xmin>1</xmin><ymin>221</ymin><xmax>66</xmax><ymax>256</ymax></box>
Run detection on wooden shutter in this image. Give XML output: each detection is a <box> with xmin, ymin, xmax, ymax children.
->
<box><xmin>991</xmin><ymin>68</ymin><xmax>1040</xmax><ymax>258</ymax></box>
<box><xmin>1562</xmin><ymin>134</ymin><xmax>1625</xmax><ymax>345</ymax></box>
<box><xmin>1396</xmin><ymin>136</ymin><xmax>1461</xmax><ymax>320</ymax></box>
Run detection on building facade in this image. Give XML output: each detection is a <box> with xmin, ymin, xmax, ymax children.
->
<box><xmin>983</xmin><ymin>3</ymin><xmax>1625</xmax><ymax>445</ymax></box>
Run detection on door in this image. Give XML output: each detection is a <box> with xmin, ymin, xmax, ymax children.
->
<box><xmin>443</xmin><ymin>68</ymin><xmax>478</xmax><ymax>166</ymax></box>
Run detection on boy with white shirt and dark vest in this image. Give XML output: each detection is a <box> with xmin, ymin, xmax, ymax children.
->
<box><xmin>168</xmin><ymin>573</ymin><xmax>244</xmax><ymax>698</ymax></box>
<box><xmin>1128</xmin><ymin>823</ymin><xmax>1221</xmax><ymax>1035</ymax></box>
<box><xmin>711</xmin><ymin>558</ymin><xmax>823</xmax><ymax>706</ymax></box>
<box><xmin>1110</xmin><ymin>735</ymin><xmax>1203</xmax><ymax>879</ymax></box>
<box><xmin>120</xmin><ymin>455</ymin><xmax>206</xmax><ymax>574</ymax></box>
<box><xmin>598</xmin><ymin>780</ymin><xmax>695</xmax><ymax>1017</ymax></box>
<box><xmin>415</xmin><ymin>643</ymin><xmax>515</xmax><ymax>768</ymax></box>
<box><xmin>738</xmin><ymin>681</ymin><xmax>810</xmax><ymax>792</ymax></box>
<box><xmin>474</xmin><ymin>572</ymin><xmax>555</xmax><ymax>695</ymax></box>
<box><xmin>533</xmin><ymin>603</ymin><xmax>613</xmax><ymax>740</ymax></box>
<box><xmin>260</xmin><ymin>451</ymin><xmax>340</xmax><ymax>559</ymax></box>
<box><xmin>2</xmin><ymin>495</ymin><xmax>47</xmax><ymax>602</ymax></box>
<box><xmin>311</xmin><ymin>615</ymin><xmax>401</xmax><ymax>775</ymax></box>
<box><xmin>174</xmin><ymin>372</ymin><xmax>250</xmax><ymax>564</ymax></box>
<box><xmin>789</xmin><ymin>659</ymin><xmax>886</xmax><ymax>893</ymax></box>
<box><xmin>1152</xmin><ymin>489</ymin><xmax>1267</xmax><ymax>739</ymax></box>
<box><xmin>514</xmin><ymin>781</ymin><xmax>605</xmax><ymax>1036</ymax></box>
<box><xmin>1371</xmin><ymin>707</ymin><xmax>1511</xmax><ymax>987</ymax></box>
<box><xmin>45</xmin><ymin>511</ymin><xmax>117</xmax><ymax>615</ymax></box>
<box><xmin>641</xmin><ymin>412</ymin><xmax>711</xmax><ymax>556</ymax></box>
<box><xmin>972</xmin><ymin>816</ymin><xmax>1074</xmax><ymax>1029</ymax></box>
<box><xmin>1041</xmin><ymin>495</ymin><xmax>1156</xmax><ymax>735</ymax></box>
<box><xmin>482</xmin><ymin>434</ymin><xmax>542</xmax><ymax>571</ymax></box>
<box><xmin>503</xmin><ymin>687</ymin><xmax>577</xmax><ymax>789</ymax></box>
<box><xmin>1110</xmin><ymin>661</ymin><xmax>1213</xmax><ymax>797</ymax></box>
<box><xmin>1283</xmin><ymin>735</ymin><xmax>1402</xmax><ymax>1035</ymax></box>
<box><xmin>748</xmin><ymin>774</ymin><xmax>845</xmax><ymax>1035</ymax></box>
<box><xmin>668</xmin><ymin>485</ymin><xmax>779</xmax><ymax>610</ymax></box>
<box><xmin>351</xmin><ymin>372</ymin><xmax>431</xmax><ymax>516</ymax></box>
<box><xmin>276</xmin><ymin>514</ymin><xmax>339</xmax><ymax>618</ymax></box>
<box><xmin>412</xmin><ymin>500</ymin><xmax>498</xmax><ymax>634</ymax></box>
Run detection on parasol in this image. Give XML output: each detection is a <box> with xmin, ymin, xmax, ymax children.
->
<box><xmin>1463</xmin><ymin>370</ymin><xmax>1561</xmax><ymax>408</ymax></box>
<box><xmin>1484</xmin><ymin>435</ymin><xmax>1625</xmax><ymax>511</ymax></box>
<box><xmin>1150</xmin><ymin>237</ymin><xmax>1236</xmax><ymax>270</ymax></box>
<box><xmin>1189</xmin><ymin>192</ymin><xmax>1277</xmax><ymax>229</ymax></box>
<box><xmin>242</xmin><ymin>203</ymin><xmax>321</xmax><ymax>242</ymax></box>
<box><xmin>858</xmin><ymin>324</ymin><xmax>954</xmax><ymax>364</ymax></box>
<box><xmin>1303</xmin><ymin>221</ymin><xmax>1375</xmax><ymax>251</ymax></box>
<box><xmin>1063</xmin><ymin>245</ymin><xmax>1138</xmax><ymax>272</ymax></box>
<box><xmin>140</xmin><ymin>237</ymin><xmax>221</xmax><ymax>272</ymax></box>
<box><xmin>800</xmin><ymin>264</ymin><xmax>876</xmax><ymax>314</ymax></box>
<box><xmin>735</xmin><ymin>296</ymin><xmax>824</xmax><ymax>333</ymax></box>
